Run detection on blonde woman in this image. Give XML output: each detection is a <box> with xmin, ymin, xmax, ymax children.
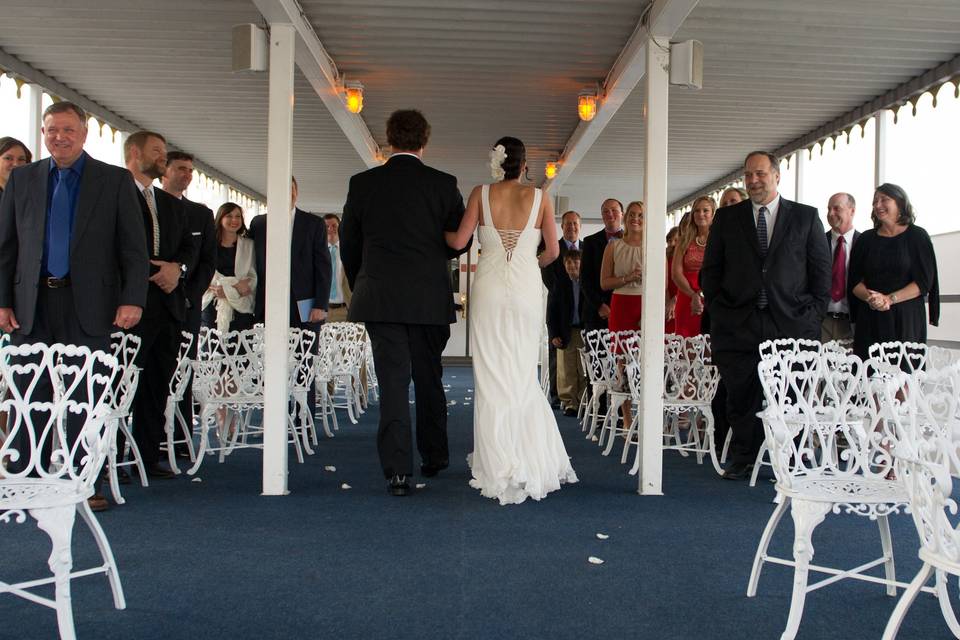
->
<box><xmin>600</xmin><ymin>201</ymin><xmax>645</xmax><ymax>331</ymax></box>
<box><xmin>672</xmin><ymin>196</ymin><xmax>716</xmax><ymax>337</ymax></box>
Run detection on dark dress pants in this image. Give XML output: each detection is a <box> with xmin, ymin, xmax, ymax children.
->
<box><xmin>365</xmin><ymin>322</ymin><xmax>450</xmax><ymax>478</ymax></box>
<box><xmin>700</xmin><ymin>307</ymin><xmax>729</xmax><ymax>454</ymax></box>
<box><xmin>8</xmin><ymin>286</ymin><xmax>110</xmax><ymax>489</ymax></box>
<box><xmin>712</xmin><ymin>309</ymin><xmax>778</xmax><ymax>467</ymax></box>
<box><xmin>128</xmin><ymin>309</ymin><xmax>179</xmax><ymax>466</ymax></box>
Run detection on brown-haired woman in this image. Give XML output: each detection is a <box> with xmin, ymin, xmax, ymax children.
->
<box><xmin>672</xmin><ymin>196</ymin><xmax>716</xmax><ymax>337</ymax></box>
<box><xmin>0</xmin><ymin>136</ymin><xmax>32</xmax><ymax>194</ymax></box>
<box><xmin>202</xmin><ymin>203</ymin><xmax>257</xmax><ymax>332</ymax></box>
<box><xmin>848</xmin><ymin>183</ymin><xmax>939</xmax><ymax>360</ymax></box>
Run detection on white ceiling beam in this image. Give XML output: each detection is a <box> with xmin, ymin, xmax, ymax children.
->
<box><xmin>252</xmin><ymin>0</ymin><xmax>381</xmax><ymax>168</ymax></box>
<box><xmin>546</xmin><ymin>0</ymin><xmax>699</xmax><ymax>193</ymax></box>
<box><xmin>0</xmin><ymin>47</ymin><xmax>265</xmax><ymax>201</ymax></box>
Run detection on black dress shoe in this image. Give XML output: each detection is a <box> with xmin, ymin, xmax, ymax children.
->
<box><xmin>146</xmin><ymin>463</ymin><xmax>176</xmax><ymax>479</ymax></box>
<box><xmin>722</xmin><ymin>462</ymin><xmax>754</xmax><ymax>481</ymax></box>
<box><xmin>388</xmin><ymin>474</ymin><xmax>410</xmax><ymax>496</ymax></box>
<box><xmin>420</xmin><ymin>460</ymin><xmax>449</xmax><ymax>478</ymax></box>
<box><xmin>117</xmin><ymin>469</ymin><xmax>131</xmax><ymax>485</ymax></box>
<box><xmin>562</xmin><ymin>408</ymin><xmax>577</xmax><ymax>417</ymax></box>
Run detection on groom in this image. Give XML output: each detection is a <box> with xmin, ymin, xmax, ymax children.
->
<box><xmin>340</xmin><ymin>109</ymin><xmax>469</xmax><ymax>496</ymax></box>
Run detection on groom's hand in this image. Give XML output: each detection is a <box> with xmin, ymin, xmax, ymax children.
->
<box><xmin>309</xmin><ymin>308</ymin><xmax>328</xmax><ymax>323</ymax></box>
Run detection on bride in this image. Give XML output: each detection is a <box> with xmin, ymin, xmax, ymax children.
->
<box><xmin>445</xmin><ymin>137</ymin><xmax>578</xmax><ymax>505</ymax></box>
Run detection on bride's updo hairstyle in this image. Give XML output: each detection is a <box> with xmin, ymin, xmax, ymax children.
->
<box><xmin>494</xmin><ymin>136</ymin><xmax>526</xmax><ymax>180</ymax></box>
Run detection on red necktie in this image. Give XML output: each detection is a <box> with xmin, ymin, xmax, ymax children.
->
<box><xmin>830</xmin><ymin>235</ymin><xmax>846</xmax><ymax>302</ymax></box>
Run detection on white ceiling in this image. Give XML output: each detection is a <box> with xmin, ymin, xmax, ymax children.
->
<box><xmin>1</xmin><ymin>0</ymin><xmax>958</xmax><ymax>217</ymax></box>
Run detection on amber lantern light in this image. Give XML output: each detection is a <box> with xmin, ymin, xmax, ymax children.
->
<box><xmin>545</xmin><ymin>162</ymin><xmax>558</xmax><ymax>180</ymax></box>
<box><xmin>577</xmin><ymin>90</ymin><xmax>598</xmax><ymax>122</ymax></box>
<box><xmin>344</xmin><ymin>82</ymin><xmax>364</xmax><ymax>114</ymax></box>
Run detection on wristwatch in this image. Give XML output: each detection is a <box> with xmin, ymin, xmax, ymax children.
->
<box><xmin>890</xmin><ymin>293</ymin><xmax>898</xmax><ymax>304</ymax></box>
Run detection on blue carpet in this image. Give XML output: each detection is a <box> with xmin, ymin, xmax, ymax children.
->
<box><xmin>1</xmin><ymin>366</ymin><xmax>952</xmax><ymax>639</ymax></box>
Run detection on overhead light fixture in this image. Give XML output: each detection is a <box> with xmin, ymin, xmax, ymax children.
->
<box><xmin>545</xmin><ymin>162</ymin><xmax>558</xmax><ymax>180</ymax></box>
<box><xmin>344</xmin><ymin>81</ymin><xmax>364</xmax><ymax>114</ymax></box>
<box><xmin>578</xmin><ymin>88</ymin><xmax>599</xmax><ymax>122</ymax></box>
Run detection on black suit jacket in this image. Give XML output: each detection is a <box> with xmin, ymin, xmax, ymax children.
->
<box><xmin>340</xmin><ymin>154</ymin><xmax>467</xmax><ymax>325</ymax></box>
<box><xmin>138</xmin><ymin>187</ymin><xmax>194</xmax><ymax>323</ymax></box>
<box><xmin>0</xmin><ymin>155</ymin><xmax>148</xmax><ymax>336</ymax></box>
<box><xmin>180</xmin><ymin>197</ymin><xmax>216</xmax><ymax>332</ymax></box>
<box><xmin>541</xmin><ymin>239</ymin><xmax>580</xmax><ymax>291</ymax></box>
<box><xmin>248</xmin><ymin>208</ymin><xmax>331</xmax><ymax>325</ymax></box>
<box><xmin>547</xmin><ymin>276</ymin><xmax>584</xmax><ymax>347</ymax></box>
<box><xmin>579</xmin><ymin>229</ymin><xmax>611</xmax><ymax>329</ymax></box>
<box><xmin>700</xmin><ymin>197</ymin><xmax>831</xmax><ymax>353</ymax></box>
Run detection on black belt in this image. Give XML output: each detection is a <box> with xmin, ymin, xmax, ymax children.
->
<box><xmin>826</xmin><ymin>312</ymin><xmax>849</xmax><ymax>320</ymax></box>
<box><xmin>42</xmin><ymin>276</ymin><xmax>71</xmax><ymax>289</ymax></box>
<box><xmin>329</xmin><ymin>303</ymin><xmax>347</xmax><ymax>309</ymax></box>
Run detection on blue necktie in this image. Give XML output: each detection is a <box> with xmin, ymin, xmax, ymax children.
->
<box><xmin>757</xmin><ymin>206</ymin><xmax>769</xmax><ymax>308</ymax></box>
<box><xmin>329</xmin><ymin>244</ymin><xmax>339</xmax><ymax>300</ymax></box>
<box><xmin>47</xmin><ymin>168</ymin><xmax>73</xmax><ymax>278</ymax></box>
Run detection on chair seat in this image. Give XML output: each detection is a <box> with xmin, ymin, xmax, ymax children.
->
<box><xmin>781</xmin><ymin>476</ymin><xmax>908</xmax><ymax>506</ymax></box>
<box><xmin>0</xmin><ymin>478</ymin><xmax>92</xmax><ymax>510</ymax></box>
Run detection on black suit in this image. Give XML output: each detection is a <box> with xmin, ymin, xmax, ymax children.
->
<box><xmin>177</xmin><ymin>197</ymin><xmax>217</xmax><ymax>447</ymax></box>
<box><xmin>341</xmin><ymin>154</ymin><xmax>467</xmax><ymax>478</ymax></box>
<box><xmin>248</xmin><ymin>207</ymin><xmax>331</xmax><ymax>419</ymax></box>
<box><xmin>248</xmin><ymin>209</ymin><xmax>331</xmax><ymax>324</ymax></box>
<box><xmin>542</xmin><ymin>239</ymin><xmax>580</xmax><ymax>402</ymax></box>
<box><xmin>129</xmin><ymin>185</ymin><xmax>196</xmax><ymax>466</ymax></box>
<box><xmin>580</xmin><ymin>229</ymin><xmax>612</xmax><ymax>331</ymax></box>
<box><xmin>547</xmin><ymin>276</ymin><xmax>584</xmax><ymax>348</ymax></box>
<box><xmin>0</xmin><ymin>154</ymin><xmax>148</xmax><ymax>342</ymax></box>
<box><xmin>700</xmin><ymin>197</ymin><xmax>830</xmax><ymax>466</ymax></box>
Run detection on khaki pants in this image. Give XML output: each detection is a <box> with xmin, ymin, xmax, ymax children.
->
<box><xmin>557</xmin><ymin>331</ymin><xmax>587</xmax><ymax>411</ymax></box>
<box><xmin>821</xmin><ymin>314</ymin><xmax>853</xmax><ymax>343</ymax></box>
<box><xmin>327</xmin><ymin>304</ymin><xmax>349</xmax><ymax>323</ymax></box>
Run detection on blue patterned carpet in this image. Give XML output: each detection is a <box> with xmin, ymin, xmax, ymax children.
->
<box><xmin>1</xmin><ymin>366</ymin><xmax>951</xmax><ymax>639</ymax></box>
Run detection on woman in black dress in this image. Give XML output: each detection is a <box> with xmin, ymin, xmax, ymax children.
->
<box><xmin>202</xmin><ymin>203</ymin><xmax>257</xmax><ymax>333</ymax></box>
<box><xmin>848</xmin><ymin>183</ymin><xmax>939</xmax><ymax>360</ymax></box>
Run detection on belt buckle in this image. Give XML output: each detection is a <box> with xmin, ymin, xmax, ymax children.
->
<box><xmin>45</xmin><ymin>276</ymin><xmax>69</xmax><ymax>289</ymax></box>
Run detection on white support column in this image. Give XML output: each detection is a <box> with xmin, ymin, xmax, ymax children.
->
<box><xmin>262</xmin><ymin>23</ymin><xmax>296</xmax><ymax>496</ymax></box>
<box><xmin>874</xmin><ymin>112</ymin><xmax>888</xmax><ymax>187</ymax></box>
<box><xmin>637</xmin><ymin>37</ymin><xmax>670</xmax><ymax>496</ymax></box>
<box><xmin>26</xmin><ymin>83</ymin><xmax>42</xmax><ymax>158</ymax></box>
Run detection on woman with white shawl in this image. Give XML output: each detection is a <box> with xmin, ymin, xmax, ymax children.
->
<box><xmin>202</xmin><ymin>203</ymin><xmax>257</xmax><ymax>333</ymax></box>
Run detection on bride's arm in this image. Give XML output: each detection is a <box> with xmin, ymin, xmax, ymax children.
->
<box><xmin>445</xmin><ymin>186</ymin><xmax>481</xmax><ymax>250</ymax></box>
<box><xmin>537</xmin><ymin>195</ymin><xmax>559</xmax><ymax>269</ymax></box>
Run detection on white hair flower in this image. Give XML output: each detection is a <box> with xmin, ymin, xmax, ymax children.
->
<box><xmin>489</xmin><ymin>144</ymin><xmax>507</xmax><ymax>181</ymax></box>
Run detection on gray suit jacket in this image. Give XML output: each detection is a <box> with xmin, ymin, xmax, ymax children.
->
<box><xmin>0</xmin><ymin>154</ymin><xmax>149</xmax><ymax>336</ymax></box>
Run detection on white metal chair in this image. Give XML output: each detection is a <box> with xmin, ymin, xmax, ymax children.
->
<box><xmin>869</xmin><ymin>340</ymin><xmax>929</xmax><ymax>375</ymax></box>
<box><xmin>748</xmin><ymin>348</ymin><xmax>905</xmax><ymax>640</ymax></box>
<box><xmin>288</xmin><ymin>327</ymin><xmax>318</xmax><ymax>452</ymax></box>
<box><xmin>595</xmin><ymin>331</ymin><xmax>638</xmax><ymax>453</ymax></box>
<box><xmin>874</xmin><ymin>362</ymin><xmax>960</xmax><ymax>639</ymax></box>
<box><xmin>313</xmin><ymin>330</ymin><xmax>339</xmax><ymax>438</ymax></box>
<box><xmin>363</xmin><ymin>333</ymin><xmax>379</xmax><ymax>405</ymax></box>
<box><xmin>581</xmin><ymin>329</ymin><xmax>614</xmax><ymax>436</ymax></box>
<box><xmin>104</xmin><ymin>332</ymin><xmax>148</xmax><ymax>505</ymax></box>
<box><xmin>0</xmin><ymin>342</ymin><xmax>125</xmax><ymax>640</ymax></box>
<box><xmin>322</xmin><ymin>322</ymin><xmax>367</xmax><ymax>424</ymax></box>
<box><xmin>161</xmin><ymin>332</ymin><xmax>196</xmax><ymax>474</ymax></box>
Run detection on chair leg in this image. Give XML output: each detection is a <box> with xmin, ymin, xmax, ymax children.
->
<box><xmin>936</xmin><ymin>569</ymin><xmax>960</xmax><ymax>638</ymax></box>
<box><xmin>176</xmin><ymin>405</ymin><xmax>196</xmax><ymax>461</ymax></box>
<box><xmin>780</xmin><ymin>499</ymin><xmax>831</xmax><ymax>640</ymax></box>
<box><xmin>163</xmin><ymin>400</ymin><xmax>180</xmax><ymax>474</ymax></box>
<box><xmin>877</xmin><ymin>515</ymin><xmax>897</xmax><ymax>597</ymax></box>
<box><xmin>704</xmin><ymin>410</ymin><xmax>724</xmax><ymax>475</ymax></box>
<box><xmin>720</xmin><ymin>429</ymin><xmax>732</xmax><ymax>464</ymax></box>
<box><xmin>881</xmin><ymin>562</ymin><xmax>934</xmax><ymax>640</ymax></box>
<box><xmin>106</xmin><ymin>423</ymin><xmax>125</xmax><ymax>505</ymax></box>
<box><xmin>602</xmin><ymin>402</ymin><xmax>623</xmax><ymax>456</ymax></box>
<box><xmin>620</xmin><ymin>414</ymin><xmax>639</xmax><ymax>464</ymax></box>
<box><xmin>77</xmin><ymin>499</ymin><xmax>126</xmax><ymax>610</ymax></box>
<box><xmin>749</xmin><ymin>443</ymin><xmax>767</xmax><ymax>487</ymax></box>
<box><xmin>187</xmin><ymin>408</ymin><xmax>213</xmax><ymax>475</ymax></box>
<box><xmin>747</xmin><ymin>494</ymin><xmax>790</xmax><ymax>597</ymax></box>
<box><xmin>120</xmin><ymin>419</ymin><xmax>149</xmax><ymax>488</ymax></box>
<box><xmin>32</xmin><ymin>505</ymin><xmax>78</xmax><ymax>640</ymax></box>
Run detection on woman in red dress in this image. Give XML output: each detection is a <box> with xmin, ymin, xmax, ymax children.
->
<box><xmin>665</xmin><ymin>225</ymin><xmax>680</xmax><ymax>334</ymax></box>
<box><xmin>672</xmin><ymin>196</ymin><xmax>716</xmax><ymax>337</ymax></box>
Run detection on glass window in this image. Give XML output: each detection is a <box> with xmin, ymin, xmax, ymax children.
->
<box><xmin>83</xmin><ymin>116</ymin><xmax>124</xmax><ymax>166</ymax></box>
<box><xmin>778</xmin><ymin>154</ymin><xmax>796</xmax><ymax>202</ymax></box>
<box><xmin>799</xmin><ymin>119</ymin><xmax>876</xmax><ymax>232</ymax></box>
<box><xmin>0</xmin><ymin>76</ymin><xmax>34</xmax><ymax>156</ymax></box>
<box><xmin>883</xmin><ymin>83</ymin><xmax>960</xmax><ymax>236</ymax></box>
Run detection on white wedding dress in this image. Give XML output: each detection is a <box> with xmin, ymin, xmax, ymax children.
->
<box><xmin>468</xmin><ymin>184</ymin><xmax>578</xmax><ymax>505</ymax></box>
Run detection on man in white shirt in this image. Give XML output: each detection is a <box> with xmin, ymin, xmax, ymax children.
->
<box><xmin>822</xmin><ymin>192</ymin><xmax>859</xmax><ymax>342</ymax></box>
<box><xmin>324</xmin><ymin>213</ymin><xmax>351</xmax><ymax>323</ymax></box>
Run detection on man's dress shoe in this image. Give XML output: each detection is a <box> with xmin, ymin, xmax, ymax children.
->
<box><xmin>87</xmin><ymin>494</ymin><xmax>110</xmax><ymax>512</ymax></box>
<box><xmin>420</xmin><ymin>461</ymin><xmax>449</xmax><ymax>478</ymax></box>
<box><xmin>722</xmin><ymin>462</ymin><xmax>754</xmax><ymax>481</ymax></box>
<box><xmin>146</xmin><ymin>463</ymin><xmax>176</xmax><ymax>479</ymax></box>
<box><xmin>388</xmin><ymin>475</ymin><xmax>410</xmax><ymax>496</ymax></box>
<box><xmin>562</xmin><ymin>408</ymin><xmax>577</xmax><ymax>417</ymax></box>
